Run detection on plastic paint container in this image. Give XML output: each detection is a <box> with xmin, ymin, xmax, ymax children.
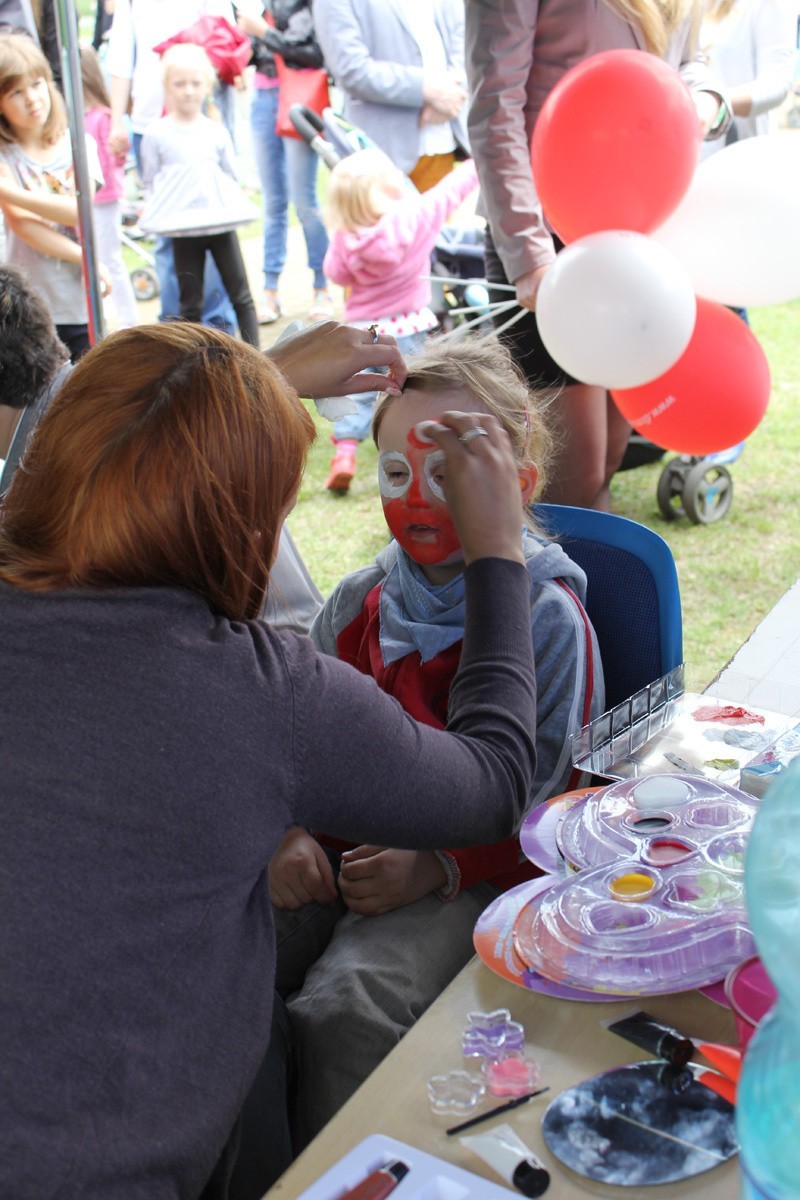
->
<box><xmin>724</xmin><ymin>955</ymin><xmax>777</xmax><ymax>1050</ymax></box>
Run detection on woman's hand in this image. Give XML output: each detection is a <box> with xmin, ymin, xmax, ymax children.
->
<box><xmin>268</xmin><ymin>320</ymin><xmax>407</xmax><ymax>398</ymax></box>
<box><xmin>418</xmin><ymin>411</ymin><xmax>527</xmax><ymax>569</ymax></box>
<box><xmin>268</xmin><ymin>826</ymin><xmax>338</xmax><ymax>909</ymax></box>
<box><xmin>514</xmin><ymin>264</ymin><xmax>550</xmax><ymax>312</ymax></box>
<box><xmin>108</xmin><ymin>119</ymin><xmax>130</xmax><ymax>159</ymax></box>
<box><xmin>237</xmin><ymin>11</ymin><xmax>268</xmax><ymax>38</ymax></box>
<box><xmin>693</xmin><ymin>89</ymin><xmax>725</xmax><ymax>137</ymax></box>
<box><xmin>338</xmin><ymin>846</ymin><xmax>447</xmax><ymax>916</ymax></box>
<box><xmin>422</xmin><ymin>76</ymin><xmax>467</xmax><ymax>120</ymax></box>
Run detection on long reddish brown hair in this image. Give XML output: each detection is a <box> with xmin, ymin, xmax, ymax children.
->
<box><xmin>0</xmin><ymin>323</ymin><xmax>316</xmax><ymax>620</ymax></box>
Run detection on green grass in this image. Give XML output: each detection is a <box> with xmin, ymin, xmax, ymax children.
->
<box><xmin>285</xmin><ymin>299</ymin><xmax>800</xmax><ymax>694</ymax></box>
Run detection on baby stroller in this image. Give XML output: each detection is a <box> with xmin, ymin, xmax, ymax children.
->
<box><xmin>119</xmin><ymin>155</ymin><xmax>160</xmax><ymax>303</ymax></box>
<box><xmin>119</xmin><ymin>210</ymin><xmax>160</xmax><ymax>302</ymax></box>
<box><xmin>619</xmin><ymin>435</ymin><xmax>742</xmax><ymax>525</ymax></box>
<box><xmin>288</xmin><ymin>105</ymin><xmax>493</xmax><ymax>333</ymax></box>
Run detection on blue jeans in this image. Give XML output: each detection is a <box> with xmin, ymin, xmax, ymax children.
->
<box><xmin>250</xmin><ymin>86</ymin><xmax>328</xmax><ymax>291</ymax></box>
<box><xmin>132</xmin><ymin>131</ymin><xmax>236</xmax><ymax>333</ymax></box>
<box><xmin>333</xmin><ymin>331</ymin><xmax>428</xmax><ymax>442</ymax></box>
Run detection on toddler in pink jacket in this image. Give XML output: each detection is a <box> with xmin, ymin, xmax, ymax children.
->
<box><xmin>322</xmin><ymin>149</ymin><xmax>478</xmax><ymax>493</ymax></box>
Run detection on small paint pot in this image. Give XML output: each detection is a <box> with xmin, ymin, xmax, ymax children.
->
<box><xmin>608</xmin><ymin>871</ymin><xmax>657</xmax><ymax>902</ymax></box>
<box><xmin>631</xmin><ymin>776</ymin><xmax>692</xmax><ymax>811</ymax></box>
<box><xmin>724</xmin><ymin>955</ymin><xmax>777</xmax><ymax>1051</ymax></box>
<box><xmin>645</xmin><ymin>837</ymin><xmax>695</xmax><ymax>867</ymax></box>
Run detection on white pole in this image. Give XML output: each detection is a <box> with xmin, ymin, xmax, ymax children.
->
<box><xmin>52</xmin><ymin>0</ymin><xmax>105</xmax><ymax>344</ymax></box>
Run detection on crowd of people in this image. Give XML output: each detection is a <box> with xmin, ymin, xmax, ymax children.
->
<box><xmin>0</xmin><ymin>0</ymin><xmax>797</xmax><ymax>1196</ymax></box>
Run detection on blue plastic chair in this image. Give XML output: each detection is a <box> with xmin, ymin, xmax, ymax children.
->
<box><xmin>534</xmin><ymin>504</ymin><xmax>683</xmax><ymax>709</ymax></box>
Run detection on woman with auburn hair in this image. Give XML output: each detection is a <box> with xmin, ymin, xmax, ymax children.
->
<box><xmin>0</xmin><ymin>321</ymin><xmax>540</xmax><ymax>1199</ymax></box>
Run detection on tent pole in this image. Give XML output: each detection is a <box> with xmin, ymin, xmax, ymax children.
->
<box><xmin>52</xmin><ymin>0</ymin><xmax>105</xmax><ymax>345</ymax></box>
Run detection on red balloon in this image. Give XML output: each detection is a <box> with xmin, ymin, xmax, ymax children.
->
<box><xmin>611</xmin><ymin>299</ymin><xmax>770</xmax><ymax>455</ymax></box>
<box><xmin>531</xmin><ymin>50</ymin><xmax>701</xmax><ymax>243</ymax></box>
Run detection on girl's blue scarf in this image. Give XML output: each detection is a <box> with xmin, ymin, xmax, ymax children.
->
<box><xmin>378</xmin><ymin>532</ymin><xmax>535</xmax><ymax>666</ymax></box>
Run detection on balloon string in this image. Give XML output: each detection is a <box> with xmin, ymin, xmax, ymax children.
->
<box><xmin>424</xmin><ymin>274</ymin><xmax>517</xmax><ymax>293</ymax></box>
<box><xmin>446</xmin><ymin>298</ymin><xmax>519</xmax><ymax>316</ymax></box>
<box><xmin>435</xmin><ymin>302</ymin><xmax>525</xmax><ymax>343</ymax></box>
<box><xmin>491</xmin><ymin>305</ymin><xmax>528</xmax><ymax>337</ymax></box>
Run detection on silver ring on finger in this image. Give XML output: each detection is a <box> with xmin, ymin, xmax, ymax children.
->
<box><xmin>459</xmin><ymin>426</ymin><xmax>489</xmax><ymax>446</ymax></box>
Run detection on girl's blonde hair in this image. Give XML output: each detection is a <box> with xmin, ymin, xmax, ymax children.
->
<box><xmin>372</xmin><ymin>337</ymin><xmax>556</xmax><ymax>535</ymax></box>
<box><xmin>325</xmin><ymin>147</ymin><xmax>406</xmax><ymax>232</ymax></box>
<box><xmin>604</xmin><ymin>0</ymin><xmax>699</xmax><ymax>56</ymax></box>
<box><xmin>160</xmin><ymin>43</ymin><xmax>217</xmax><ymax>91</ymax></box>
<box><xmin>0</xmin><ymin>32</ymin><xmax>66</xmax><ymax>147</ymax></box>
<box><xmin>79</xmin><ymin>45</ymin><xmax>111</xmax><ymax>111</ymax></box>
<box><xmin>703</xmin><ymin>0</ymin><xmax>737</xmax><ymax>21</ymax></box>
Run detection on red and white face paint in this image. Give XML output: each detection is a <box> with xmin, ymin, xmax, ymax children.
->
<box><xmin>378</xmin><ymin>424</ymin><xmax>462</xmax><ymax>568</ymax></box>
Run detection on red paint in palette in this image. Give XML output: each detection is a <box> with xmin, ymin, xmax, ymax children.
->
<box><xmin>646</xmin><ymin>838</ymin><xmax>694</xmax><ymax>866</ymax></box>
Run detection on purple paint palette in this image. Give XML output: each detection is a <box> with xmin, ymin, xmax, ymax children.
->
<box><xmin>509</xmin><ymin>774</ymin><xmax>758</xmax><ymax>996</ymax></box>
<box><xmin>512</xmin><ymin>853</ymin><xmax>753</xmax><ymax>996</ymax></box>
<box><xmin>473</xmin><ymin>879</ymin><xmax>637</xmax><ymax>1002</ymax></box>
<box><xmin>555</xmin><ymin>774</ymin><xmax>758</xmax><ymax>874</ymax></box>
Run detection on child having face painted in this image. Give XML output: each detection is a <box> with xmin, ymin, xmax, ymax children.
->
<box><xmin>271</xmin><ymin>336</ymin><xmax>606</xmax><ymax>1149</ymax></box>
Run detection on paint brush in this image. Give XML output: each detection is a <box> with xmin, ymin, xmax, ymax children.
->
<box><xmin>446</xmin><ymin>1088</ymin><xmax>550</xmax><ymax>1136</ymax></box>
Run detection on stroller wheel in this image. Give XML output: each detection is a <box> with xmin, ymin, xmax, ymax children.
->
<box><xmin>130</xmin><ymin>267</ymin><xmax>159</xmax><ymax>302</ymax></box>
<box><xmin>656</xmin><ymin>456</ymin><xmax>691</xmax><ymax>521</ymax></box>
<box><xmin>681</xmin><ymin>459</ymin><xmax>734</xmax><ymax>525</ymax></box>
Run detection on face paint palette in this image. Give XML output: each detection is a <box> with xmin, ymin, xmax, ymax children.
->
<box><xmin>473</xmin><ymin>878</ymin><xmax>637</xmax><ymax>1002</ymax></box>
<box><xmin>518</xmin><ymin>786</ymin><xmax>601</xmax><ymax>875</ymax></box>
<box><xmin>512</xmin><ymin>775</ymin><xmax>757</xmax><ymax>995</ymax></box>
<box><xmin>554</xmin><ymin>774</ymin><xmax>757</xmax><ymax>875</ymax></box>
<box><xmin>479</xmin><ymin>773</ymin><xmax>758</xmax><ymax>998</ymax></box>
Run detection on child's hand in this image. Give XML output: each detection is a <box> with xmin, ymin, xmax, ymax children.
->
<box><xmin>338</xmin><ymin>846</ymin><xmax>447</xmax><ymax>916</ymax></box>
<box><xmin>268</xmin><ymin>826</ymin><xmax>338</xmax><ymax>910</ymax></box>
<box><xmin>98</xmin><ymin>264</ymin><xmax>112</xmax><ymax>297</ymax></box>
<box><xmin>417</xmin><ymin>412</ymin><xmax>527</xmax><ymax>570</ymax></box>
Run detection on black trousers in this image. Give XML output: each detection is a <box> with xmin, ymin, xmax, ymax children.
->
<box><xmin>483</xmin><ymin>228</ymin><xmax>576</xmax><ymax>390</ymax></box>
<box><xmin>172</xmin><ymin>232</ymin><xmax>260</xmax><ymax>347</ymax></box>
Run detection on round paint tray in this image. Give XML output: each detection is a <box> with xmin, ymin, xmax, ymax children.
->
<box><xmin>556</xmin><ymin>774</ymin><xmax>758</xmax><ymax>874</ymax></box>
<box><xmin>511</xmin><ymin>856</ymin><xmax>754</xmax><ymax>996</ymax></box>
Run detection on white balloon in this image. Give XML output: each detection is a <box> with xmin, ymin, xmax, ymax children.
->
<box><xmin>653</xmin><ymin>133</ymin><xmax>800</xmax><ymax>308</ymax></box>
<box><xmin>536</xmin><ymin>231</ymin><xmax>697</xmax><ymax>389</ymax></box>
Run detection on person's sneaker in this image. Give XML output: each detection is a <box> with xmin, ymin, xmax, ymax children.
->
<box><xmin>309</xmin><ymin>289</ymin><xmax>334</xmax><ymax>321</ymax></box>
<box><xmin>258</xmin><ymin>291</ymin><xmax>281</xmax><ymax>324</ymax></box>
<box><xmin>326</xmin><ymin>440</ymin><xmax>357</xmax><ymax>493</ymax></box>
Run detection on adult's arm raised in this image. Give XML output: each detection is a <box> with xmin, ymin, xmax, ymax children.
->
<box><xmin>267</xmin><ymin>320</ymin><xmax>407</xmax><ymax>397</ymax></box>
